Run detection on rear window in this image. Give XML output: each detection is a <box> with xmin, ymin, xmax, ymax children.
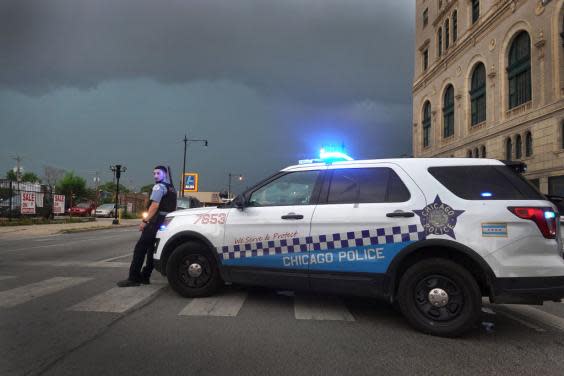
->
<box><xmin>428</xmin><ymin>166</ymin><xmax>544</xmax><ymax>200</ymax></box>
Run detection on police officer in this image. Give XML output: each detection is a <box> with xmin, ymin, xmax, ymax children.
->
<box><xmin>117</xmin><ymin>165</ymin><xmax>177</xmax><ymax>287</ymax></box>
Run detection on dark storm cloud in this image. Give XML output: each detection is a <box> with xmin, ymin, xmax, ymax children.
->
<box><xmin>0</xmin><ymin>0</ymin><xmax>413</xmax><ymax>104</ymax></box>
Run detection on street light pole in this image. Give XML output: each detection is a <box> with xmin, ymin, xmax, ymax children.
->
<box><xmin>110</xmin><ymin>164</ymin><xmax>127</xmax><ymax>225</ymax></box>
<box><xmin>180</xmin><ymin>134</ymin><xmax>208</xmax><ymax>198</ymax></box>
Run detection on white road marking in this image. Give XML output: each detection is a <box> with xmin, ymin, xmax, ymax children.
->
<box><xmin>17</xmin><ymin>261</ymin><xmax>130</xmax><ymax>268</ymax></box>
<box><xmin>69</xmin><ymin>284</ymin><xmax>165</xmax><ymax>313</ymax></box>
<box><xmin>179</xmin><ymin>291</ymin><xmax>247</xmax><ymax>317</ymax></box>
<box><xmin>505</xmin><ymin>305</ymin><xmax>564</xmax><ymax>332</ymax></box>
<box><xmin>294</xmin><ymin>295</ymin><xmax>355</xmax><ymax>321</ymax></box>
<box><xmin>0</xmin><ymin>277</ymin><xmax>92</xmax><ymax>308</ymax></box>
<box><xmin>1</xmin><ymin>234</ymin><xmax>132</xmax><ymax>253</ymax></box>
<box><xmin>497</xmin><ymin>310</ymin><xmax>546</xmax><ymax>332</ymax></box>
<box><xmin>0</xmin><ymin>276</ymin><xmax>16</xmax><ymax>282</ymax></box>
<box><xmin>98</xmin><ymin>253</ymin><xmax>131</xmax><ymax>262</ymax></box>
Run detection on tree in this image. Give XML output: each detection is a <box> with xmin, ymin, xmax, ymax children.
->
<box><xmin>22</xmin><ymin>172</ymin><xmax>41</xmax><ymax>183</ymax></box>
<box><xmin>5</xmin><ymin>170</ymin><xmax>42</xmax><ymax>183</ymax></box>
<box><xmin>55</xmin><ymin>172</ymin><xmax>87</xmax><ymax>206</ymax></box>
<box><xmin>99</xmin><ymin>181</ymin><xmax>130</xmax><ymax>194</ymax></box>
<box><xmin>98</xmin><ymin>181</ymin><xmax>130</xmax><ymax>204</ymax></box>
<box><xmin>140</xmin><ymin>184</ymin><xmax>154</xmax><ymax>194</ymax></box>
<box><xmin>44</xmin><ymin>165</ymin><xmax>65</xmax><ymax>187</ymax></box>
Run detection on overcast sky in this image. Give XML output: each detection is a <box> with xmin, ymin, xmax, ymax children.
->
<box><xmin>0</xmin><ymin>0</ymin><xmax>415</xmax><ymax>192</ymax></box>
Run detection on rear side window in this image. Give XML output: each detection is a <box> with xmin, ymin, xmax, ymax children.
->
<box><xmin>326</xmin><ymin>167</ymin><xmax>410</xmax><ymax>204</ymax></box>
<box><xmin>428</xmin><ymin>166</ymin><xmax>544</xmax><ymax>200</ymax></box>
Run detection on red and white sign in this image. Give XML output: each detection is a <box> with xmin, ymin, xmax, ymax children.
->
<box><xmin>53</xmin><ymin>194</ymin><xmax>65</xmax><ymax>214</ymax></box>
<box><xmin>21</xmin><ymin>192</ymin><xmax>36</xmax><ymax>214</ymax></box>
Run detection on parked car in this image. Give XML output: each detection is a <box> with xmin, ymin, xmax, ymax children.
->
<box><xmin>68</xmin><ymin>202</ymin><xmax>96</xmax><ymax>217</ymax></box>
<box><xmin>95</xmin><ymin>203</ymin><xmax>117</xmax><ymax>218</ymax></box>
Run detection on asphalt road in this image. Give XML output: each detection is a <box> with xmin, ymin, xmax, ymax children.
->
<box><xmin>1</xmin><ymin>228</ymin><xmax>564</xmax><ymax>376</ymax></box>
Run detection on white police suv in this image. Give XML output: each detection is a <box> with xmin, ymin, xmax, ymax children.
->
<box><xmin>153</xmin><ymin>158</ymin><xmax>563</xmax><ymax>337</ymax></box>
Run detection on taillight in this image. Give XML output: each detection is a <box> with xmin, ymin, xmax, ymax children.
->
<box><xmin>508</xmin><ymin>207</ymin><xmax>558</xmax><ymax>239</ymax></box>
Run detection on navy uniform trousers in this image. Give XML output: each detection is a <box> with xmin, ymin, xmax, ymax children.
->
<box><xmin>128</xmin><ymin>215</ymin><xmax>165</xmax><ymax>282</ymax></box>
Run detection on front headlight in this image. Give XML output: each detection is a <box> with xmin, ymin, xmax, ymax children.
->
<box><xmin>159</xmin><ymin>216</ymin><xmax>174</xmax><ymax>231</ymax></box>
<box><xmin>142</xmin><ymin>211</ymin><xmax>148</xmax><ymax>219</ymax></box>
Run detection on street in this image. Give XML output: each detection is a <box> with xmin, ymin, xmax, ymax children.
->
<box><xmin>2</xmin><ymin>228</ymin><xmax>564</xmax><ymax>376</ymax></box>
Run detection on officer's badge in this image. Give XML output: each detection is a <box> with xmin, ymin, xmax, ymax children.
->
<box><xmin>413</xmin><ymin>195</ymin><xmax>464</xmax><ymax>239</ymax></box>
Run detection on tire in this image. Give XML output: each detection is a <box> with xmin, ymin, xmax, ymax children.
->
<box><xmin>397</xmin><ymin>258</ymin><xmax>481</xmax><ymax>337</ymax></box>
<box><xmin>166</xmin><ymin>241</ymin><xmax>221</xmax><ymax>298</ymax></box>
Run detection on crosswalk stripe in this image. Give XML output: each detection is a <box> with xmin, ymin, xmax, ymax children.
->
<box><xmin>0</xmin><ymin>277</ymin><xmax>92</xmax><ymax>308</ymax></box>
<box><xmin>17</xmin><ymin>261</ymin><xmax>130</xmax><ymax>268</ymax></box>
<box><xmin>69</xmin><ymin>284</ymin><xmax>165</xmax><ymax>313</ymax></box>
<box><xmin>505</xmin><ymin>305</ymin><xmax>564</xmax><ymax>332</ymax></box>
<box><xmin>0</xmin><ymin>276</ymin><xmax>16</xmax><ymax>282</ymax></box>
<box><xmin>294</xmin><ymin>295</ymin><xmax>355</xmax><ymax>321</ymax></box>
<box><xmin>179</xmin><ymin>291</ymin><xmax>247</xmax><ymax>317</ymax></box>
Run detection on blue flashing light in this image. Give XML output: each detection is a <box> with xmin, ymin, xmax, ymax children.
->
<box><xmin>319</xmin><ymin>148</ymin><xmax>353</xmax><ymax>162</ymax></box>
<box><xmin>544</xmin><ymin>211</ymin><xmax>556</xmax><ymax>219</ymax></box>
<box><xmin>480</xmin><ymin>192</ymin><xmax>493</xmax><ymax>198</ymax></box>
<box><xmin>159</xmin><ymin>225</ymin><xmax>167</xmax><ymax>231</ymax></box>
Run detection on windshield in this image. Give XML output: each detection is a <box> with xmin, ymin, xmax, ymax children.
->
<box><xmin>98</xmin><ymin>204</ymin><xmax>114</xmax><ymax>209</ymax></box>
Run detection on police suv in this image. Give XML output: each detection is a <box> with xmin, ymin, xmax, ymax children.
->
<box><xmin>153</xmin><ymin>158</ymin><xmax>563</xmax><ymax>337</ymax></box>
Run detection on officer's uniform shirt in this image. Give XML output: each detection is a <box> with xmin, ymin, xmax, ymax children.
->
<box><xmin>150</xmin><ymin>183</ymin><xmax>167</xmax><ymax>203</ymax></box>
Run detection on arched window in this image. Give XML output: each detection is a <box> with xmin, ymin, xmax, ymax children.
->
<box><xmin>525</xmin><ymin>131</ymin><xmax>533</xmax><ymax>156</ymax></box>
<box><xmin>506</xmin><ymin>137</ymin><xmax>512</xmax><ymax>160</ymax></box>
<box><xmin>515</xmin><ymin>134</ymin><xmax>522</xmax><ymax>159</ymax></box>
<box><xmin>473</xmin><ymin>148</ymin><xmax>479</xmax><ymax>158</ymax></box>
<box><xmin>445</xmin><ymin>19</ymin><xmax>450</xmax><ymax>50</ymax></box>
<box><xmin>422</xmin><ymin>101</ymin><xmax>432</xmax><ymax>148</ymax></box>
<box><xmin>438</xmin><ymin>27</ymin><xmax>443</xmax><ymax>57</ymax></box>
<box><xmin>480</xmin><ymin>145</ymin><xmax>486</xmax><ymax>158</ymax></box>
<box><xmin>470</xmin><ymin>63</ymin><xmax>486</xmax><ymax>126</ymax></box>
<box><xmin>443</xmin><ymin>85</ymin><xmax>455</xmax><ymax>138</ymax></box>
<box><xmin>452</xmin><ymin>11</ymin><xmax>458</xmax><ymax>42</ymax></box>
<box><xmin>507</xmin><ymin>31</ymin><xmax>531</xmax><ymax>109</ymax></box>
<box><xmin>467</xmin><ymin>150</ymin><xmax>472</xmax><ymax>158</ymax></box>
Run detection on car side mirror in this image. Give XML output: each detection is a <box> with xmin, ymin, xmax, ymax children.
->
<box><xmin>233</xmin><ymin>195</ymin><xmax>246</xmax><ymax>210</ymax></box>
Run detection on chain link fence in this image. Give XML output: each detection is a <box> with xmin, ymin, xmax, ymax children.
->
<box><xmin>0</xmin><ymin>179</ymin><xmax>54</xmax><ymax>220</ymax></box>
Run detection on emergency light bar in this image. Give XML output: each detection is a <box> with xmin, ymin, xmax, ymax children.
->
<box><xmin>299</xmin><ymin>148</ymin><xmax>354</xmax><ymax>165</ymax></box>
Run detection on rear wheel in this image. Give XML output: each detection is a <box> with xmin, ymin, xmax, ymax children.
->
<box><xmin>166</xmin><ymin>241</ymin><xmax>221</xmax><ymax>298</ymax></box>
<box><xmin>397</xmin><ymin>258</ymin><xmax>481</xmax><ymax>337</ymax></box>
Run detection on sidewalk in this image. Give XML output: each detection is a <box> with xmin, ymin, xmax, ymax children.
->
<box><xmin>0</xmin><ymin>218</ymin><xmax>140</xmax><ymax>240</ymax></box>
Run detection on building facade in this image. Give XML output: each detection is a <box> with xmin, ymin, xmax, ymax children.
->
<box><xmin>412</xmin><ymin>0</ymin><xmax>564</xmax><ymax>197</ymax></box>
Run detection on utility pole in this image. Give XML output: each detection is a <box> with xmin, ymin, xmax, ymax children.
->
<box><xmin>93</xmin><ymin>171</ymin><xmax>100</xmax><ymax>207</ymax></box>
<box><xmin>110</xmin><ymin>165</ymin><xmax>126</xmax><ymax>225</ymax></box>
<box><xmin>12</xmin><ymin>155</ymin><xmax>23</xmax><ymax>182</ymax></box>
<box><xmin>181</xmin><ymin>134</ymin><xmax>208</xmax><ymax>198</ymax></box>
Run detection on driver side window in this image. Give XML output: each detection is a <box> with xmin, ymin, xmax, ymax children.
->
<box><xmin>248</xmin><ymin>170</ymin><xmax>320</xmax><ymax>207</ymax></box>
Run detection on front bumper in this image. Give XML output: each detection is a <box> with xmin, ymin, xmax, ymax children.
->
<box><xmin>492</xmin><ymin>276</ymin><xmax>564</xmax><ymax>304</ymax></box>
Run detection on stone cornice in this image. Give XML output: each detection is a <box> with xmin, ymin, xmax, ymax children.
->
<box><xmin>418</xmin><ymin>99</ymin><xmax>564</xmax><ymax>156</ymax></box>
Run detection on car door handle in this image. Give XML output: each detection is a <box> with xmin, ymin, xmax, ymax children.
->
<box><xmin>386</xmin><ymin>211</ymin><xmax>415</xmax><ymax>218</ymax></box>
<box><xmin>281</xmin><ymin>213</ymin><xmax>304</xmax><ymax>220</ymax></box>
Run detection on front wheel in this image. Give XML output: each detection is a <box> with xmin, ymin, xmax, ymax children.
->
<box><xmin>397</xmin><ymin>258</ymin><xmax>481</xmax><ymax>337</ymax></box>
<box><xmin>166</xmin><ymin>241</ymin><xmax>221</xmax><ymax>298</ymax></box>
